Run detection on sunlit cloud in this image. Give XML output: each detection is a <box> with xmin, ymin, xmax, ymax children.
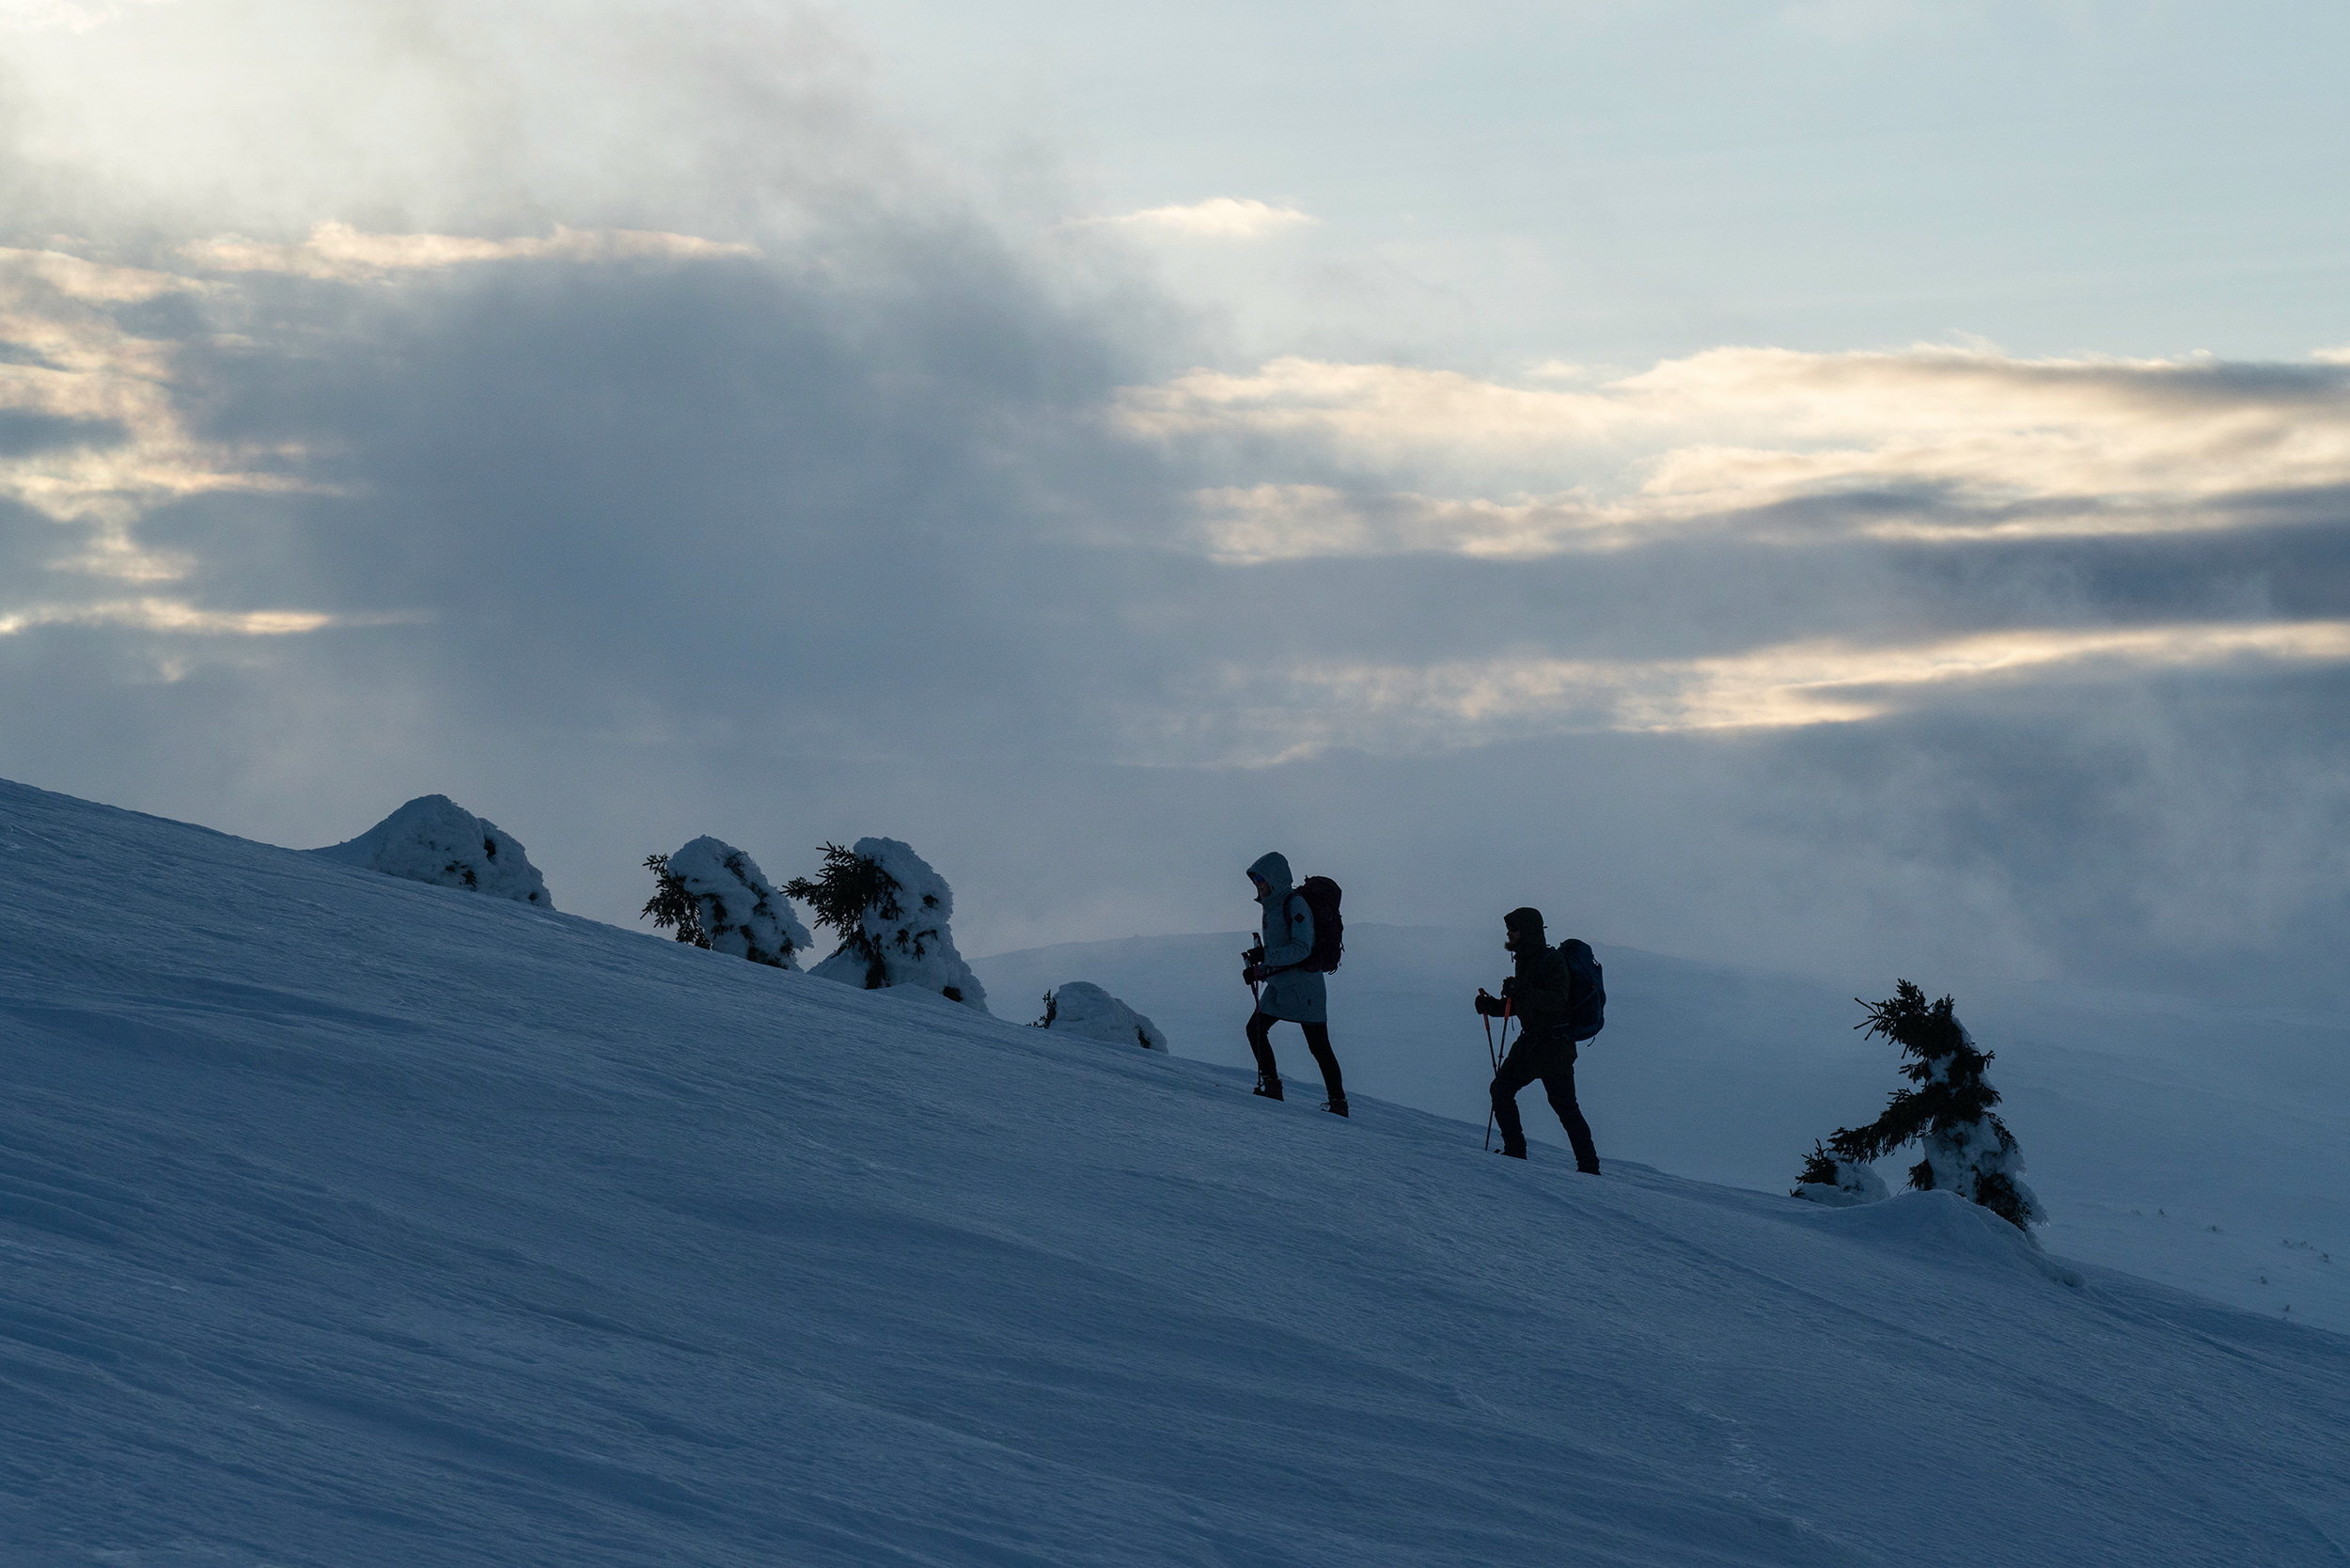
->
<box><xmin>1072</xmin><ymin>197</ymin><xmax>1319</xmax><ymax>240</ymax></box>
<box><xmin>0</xmin><ymin>247</ymin><xmax>313</xmax><ymax>588</ymax></box>
<box><xmin>1124</xmin><ymin>346</ymin><xmax>2350</xmax><ymax>558</ymax></box>
<box><xmin>1142</xmin><ymin>619</ymin><xmax>2350</xmax><ymax>763</ymax></box>
<box><xmin>181</xmin><ymin>222</ymin><xmax>759</xmax><ymax>282</ymax></box>
<box><xmin>0</xmin><ymin>598</ymin><xmax>415</xmax><ymax>636</ymax></box>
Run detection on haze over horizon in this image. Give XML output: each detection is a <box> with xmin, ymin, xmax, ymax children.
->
<box><xmin>3</xmin><ymin>0</ymin><xmax>2345</xmax><ymax>1005</ymax></box>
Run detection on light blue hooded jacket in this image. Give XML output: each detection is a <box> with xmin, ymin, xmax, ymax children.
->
<box><xmin>1247</xmin><ymin>851</ymin><xmax>1327</xmax><ymax>1025</ymax></box>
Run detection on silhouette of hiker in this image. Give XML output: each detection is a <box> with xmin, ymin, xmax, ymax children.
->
<box><xmin>1242</xmin><ymin>852</ymin><xmax>1346</xmax><ymax>1116</ymax></box>
<box><xmin>1477</xmin><ymin>907</ymin><xmax>1600</xmax><ymax>1170</ymax></box>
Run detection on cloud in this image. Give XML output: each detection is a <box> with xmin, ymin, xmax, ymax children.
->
<box><xmin>0</xmin><ymin>0</ymin><xmax>175</xmax><ymax>33</ymax></box>
<box><xmin>1123</xmin><ymin>347</ymin><xmax>2350</xmax><ymax>554</ymax></box>
<box><xmin>0</xmin><ymin>597</ymin><xmax>406</xmax><ymax>636</ymax></box>
<box><xmin>182</xmin><ymin>222</ymin><xmax>758</xmax><ymax>282</ymax></box>
<box><xmin>1140</xmin><ymin>619</ymin><xmax>2350</xmax><ymax>763</ymax></box>
<box><xmin>1073</xmin><ymin>197</ymin><xmax>1319</xmax><ymax>240</ymax></box>
<box><xmin>1</xmin><ymin>0</ymin><xmax>2345</xmax><ymax>1004</ymax></box>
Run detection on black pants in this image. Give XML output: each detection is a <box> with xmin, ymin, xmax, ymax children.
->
<box><xmin>1492</xmin><ymin>1038</ymin><xmax>1599</xmax><ymax>1172</ymax></box>
<box><xmin>1246</xmin><ymin>1012</ymin><xmax>1344</xmax><ymax>1102</ymax></box>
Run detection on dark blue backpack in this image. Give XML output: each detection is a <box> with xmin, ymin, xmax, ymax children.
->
<box><xmin>1559</xmin><ymin>938</ymin><xmax>1606</xmax><ymax>1042</ymax></box>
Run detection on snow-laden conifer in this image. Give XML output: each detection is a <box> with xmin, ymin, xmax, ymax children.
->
<box><xmin>1033</xmin><ymin>981</ymin><xmax>1167</xmax><ymax>1051</ymax></box>
<box><xmin>1795</xmin><ymin>980</ymin><xmax>2043</xmax><ymax>1229</ymax></box>
<box><xmin>1792</xmin><ymin>1143</ymin><xmax>1891</xmax><ymax>1207</ymax></box>
<box><xmin>311</xmin><ymin>795</ymin><xmax>552</xmax><ymax>907</ymax></box>
<box><xmin>787</xmin><ymin>838</ymin><xmax>987</xmax><ymax>1011</ymax></box>
<box><xmin>641</xmin><ymin>837</ymin><xmax>809</xmax><ymax>968</ymax></box>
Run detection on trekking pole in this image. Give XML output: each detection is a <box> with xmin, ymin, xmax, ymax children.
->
<box><xmin>1482</xmin><ymin>1011</ymin><xmax>1496</xmax><ymax>1151</ymax></box>
<box><xmin>1482</xmin><ymin>1000</ymin><xmax>1512</xmax><ymax>1151</ymax></box>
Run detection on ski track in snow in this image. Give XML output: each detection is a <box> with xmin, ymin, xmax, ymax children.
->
<box><xmin>3</xmin><ymin>776</ymin><xmax>2347</xmax><ymax>1566</ymax></box>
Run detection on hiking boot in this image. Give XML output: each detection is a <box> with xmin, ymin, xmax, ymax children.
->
<box><xmin>1252</xmin><ymin>1074</ymin><xmax>1284</xmax><ymax>1101</ymax></box>
<box><xmin>1496</xmin><ymin>1145</ymin><xmax>1528</xmax><ymax>1160</ymax></box>
<box><xmin>1322</xmin><ymin>1097</ymin><xmax>1349</xmax><ymax>1118</ymax></box>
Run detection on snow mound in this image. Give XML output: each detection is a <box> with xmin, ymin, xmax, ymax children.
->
<box><xmin>665</xmin><ymin>837</ymin><xmax>810</xmax><ymax>968</ymax></box>
<box><xmin>1794</xmin><ymin>1155</ymin><xmax>1889</xmax><ymax>1208</ymax></box>
<box><xmin>808</xmin><ymin>837</ymin><xmax>987</xmax><ymax>1011</ymax></box>
<box><xmin>1039</xmin><ymin>981</ymin><xmax>1168</xmax><ymax>1051</ymax></box>
<box><xmin>1816</xmin><ymin>1189</ymin><xmax>2085</xmax><ymax>1287</ymax></box>
<box><xmin>311</xmin><ymin>794</ymin><xmax>552</xmax><ymax>907</ymax></box>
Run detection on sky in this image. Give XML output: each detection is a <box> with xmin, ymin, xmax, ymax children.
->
<box><xmin>1</xmin><ymin>0</ymin><xmax>2346</xmax><ymax>1003</ymax></box>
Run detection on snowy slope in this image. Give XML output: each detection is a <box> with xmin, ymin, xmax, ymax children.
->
<box><xmin>973</xmin><ymin>927</ymin><xmax>2350</xmax><ymax>1334</ymax></box>
<box><xmin>4</xmin><ymin>776</ymin><xmax>2347</xmax><ymax>1567</ymax></box>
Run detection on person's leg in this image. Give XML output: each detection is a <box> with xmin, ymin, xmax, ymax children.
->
<box><xmin>1541</xmin><ymin>1057</ymin><xmax>1601</xmax><ymax>1174</ymax></box>
<box><xmin>1489</xmin><ymin>1044</ymin><xmax>1542</xmax><ymax>1156</ymax></box>
<box><xmin>1300</xmin><ymin>1021</ymin><xmax>1345</xmax><ymax>1108</ymax></box>
<box><xmin>1245</xmin><ymin>1011</ymin><xmax>1283</xmax><ymax>1097</ymax></box>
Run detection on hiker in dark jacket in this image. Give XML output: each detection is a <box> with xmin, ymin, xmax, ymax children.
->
<box><xmin>1241</xmin><ymin>851</ymin><xmax>1347</xmax><ymax>1116</ymax></box>
<box><xmin>1475</xmin><ymin>906</ymin><xmax>1600</xmax><ymax>1170</ymax></box>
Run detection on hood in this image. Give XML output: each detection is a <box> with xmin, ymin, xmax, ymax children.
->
<box><xmin>1247</xmin><ymin>851</ymin><xmax>1293</xmax><ymax>902</ymax></box>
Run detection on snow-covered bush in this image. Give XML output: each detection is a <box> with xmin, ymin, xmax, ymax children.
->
<box><xmin>1033</xmin><ymin>982</ymin><xmax>1167</xmax><ymax>1051</ymax></box>
<box><xmin>641</xmin><ymin>838</ymin><xmax>809</xmax><ymax>969</ymax></box>
<box><xmin>787</xmin><ymin>839</ymin><xmax>988</xmax><ymax>1011</ymax></box>
<box><xmin>312</xmin><ymin>794</ymin><xmax>552</xmax><ymax>908</ymax></box>
<box><xmin>1794</xmin><ymin>981</ymin><xmax>2043</xmax><ymax>1230</ymax></box>
<box><xmin>1792</xmin><ymin>1144</ymin><xmax>1890</xmax><ymax>1208</ymax></box>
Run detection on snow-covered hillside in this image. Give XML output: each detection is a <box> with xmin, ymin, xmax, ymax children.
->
<box><xmin>5</xmin><ymin>776</ymin><xmax>2346</xmax><ymax>1566</ymax></box>
<box><xmin>973</xmin><ymin>927</ymin><xmax>2350</xmax><ymax>1334</ymax></box>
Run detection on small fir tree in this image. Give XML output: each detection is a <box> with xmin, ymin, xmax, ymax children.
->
<box><xmin>643</xmin><ymin>839</ymin><xmax>807</xmax><ymax>968</ymax></box>
<box><xmin>641</xmin><ymin>854</ymin><xmax>707</xmax><ymax>947</ymax></box>
<box><xmin>785</xmin><ymin>843</ymin><xmax>903</xmax><ymax>989</ymax></box>
<box><xmin>788</xmin><ymin>838</ymin><xmax>989</xmax><ymax>1009</ymax></box>
<box><xmin>1800</xmin><ymin>980</ymin><xmax>2044</xmax><ymax>1231</ymax></box>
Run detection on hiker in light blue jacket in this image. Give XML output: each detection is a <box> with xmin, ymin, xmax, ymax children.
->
<box><xmin>1241</xmin><ymin>851</ymin><xmax>1347</xmax><ymax>1116</ymax></box>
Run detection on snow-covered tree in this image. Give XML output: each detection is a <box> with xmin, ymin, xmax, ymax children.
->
<box><xmin>787</xmin><ymin>839</ymin><xmax>988</xmax><ymax>1011</ymax></box>
<box><xmin>641</xmin><ymin>837</ymin><xmax>809</xmax><ymax>969</ymax></box>
<box><xmin>1795</xmin><ymin>980</ymin><xmax>2043</xmax><ymax>1230</ymax></box>
<box><xmin>1791</xmin><ymin>1143</ymin><xmax>1890</xmax><ymax>1208</ymax></box>
<box><xmin>312</xmin><ymin>794</ymin><xmax>552</xmax><ymax>907</ymax></box>
<box><xmin>1033</xmin><ymin>982</ymin><xmax>1167</xmax><ymax>1051</ymax></box>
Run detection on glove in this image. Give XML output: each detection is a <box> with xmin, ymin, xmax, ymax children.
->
<box><xmin>1244</xmin><ymin>964</ymin><xmax>1266</xmax><ymax>984</ymax></box>
<box><xmin>1476</xmin><ymin>989</ymin><xmax>1507</xmax><ymax>1017</ymax></box>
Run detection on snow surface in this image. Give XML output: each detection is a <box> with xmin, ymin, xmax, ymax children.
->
<box><xmin>5</xmin><ymin>776</ymin><xmax>2349</xmax><ymax>1566</ymax></box>
<box><xmin>661</xmin><ymin>835</ymin><xmax>811</xmax><ymax>968</ymax></box>
<box><xmin>311</xmin><ymin>793</ymin><xmax>552</xmax><ymax>908</ymax></box>
<box><xmin>972</xmin><ymin>925</ymin><xmax>2350</xmax><ymax>1334</ymax></box>
<box><xmin>1036</xmin><ymin>980</ymin><xmax>1169</xmax><ymax>1051</ymax></box>
<box><xmin>806</xmin><ymin>835</ymin><xmax>988</xmax><ymax>1011</ymax></box>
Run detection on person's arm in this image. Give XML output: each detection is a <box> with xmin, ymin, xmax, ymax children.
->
<box><xmin>1509</xmin><ymin>954</ymin><xmax>1569</xmax><ymax>1031</ymax></box>
<box><xmin>1260</xmin><ymin>894</ymin><xmax>1313</xmax><ymax>971</ymax></box>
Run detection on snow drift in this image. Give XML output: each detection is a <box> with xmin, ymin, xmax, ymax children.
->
<box><xmin>1037</xmin><ymin>980</ymin><xmax>1168</xmax><ymax>1050</ymax></box>
<box><xmin>4</xmin><ymin>776</ymin><xmax>2346</xmax><ymax>1567</ymax></box>
<box><xmin>312</xmin><ymin>793</ymin><xmax>552</xmax><ymax>907</ymax></box>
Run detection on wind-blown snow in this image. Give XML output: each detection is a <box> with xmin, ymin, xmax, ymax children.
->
<box><xmin>807</xmin><ymin>835</ymin><xmax>987</xmax><ymax>1011</ymax></box>
<box><xmin>4</xmin><ymin>776</ymin><xmax>2346</xmax><ymax>1565</ymax></box>
<box><xmin>1038</xmin><ymin>980</ymin><xmax>1168</xmax><ymax>1050</ymax></box>
<box><xmin>311</xmin><ymin>792</ymin><xmax>552</xmax><ymax>907</ymax></box>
